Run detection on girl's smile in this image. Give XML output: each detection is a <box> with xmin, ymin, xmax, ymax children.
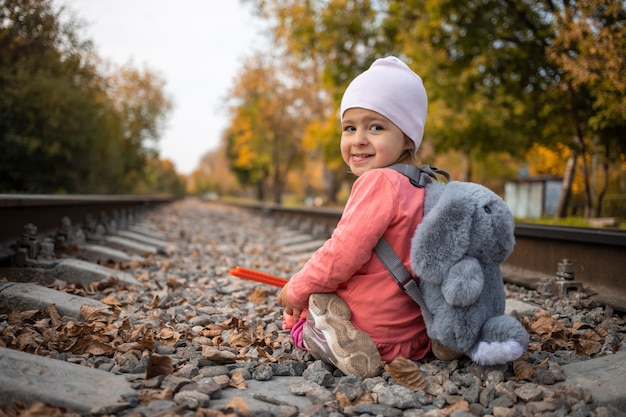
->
<box><xmin>340</xmin><ymin>108</ymin><xmax>412</xmax><ymax>176</ymax></box>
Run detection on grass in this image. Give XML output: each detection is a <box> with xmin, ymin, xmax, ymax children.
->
<box><xmin>516</xmin><ymin>216</ymin><xmax>625</xmax><ymax>230</ymax></box>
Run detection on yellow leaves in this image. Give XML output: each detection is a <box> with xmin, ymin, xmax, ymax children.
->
<box><xmin>525</xmin><ymin>143</ymin><xmax>571</xmax><ymax>178</ymax></box>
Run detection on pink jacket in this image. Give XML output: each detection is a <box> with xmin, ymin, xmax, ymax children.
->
<box><xmin>287</xmin><ymin>167</ymin><xmax>430</xmax><ymax>361</ymax></box>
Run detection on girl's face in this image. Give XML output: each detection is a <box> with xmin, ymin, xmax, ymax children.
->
<box><xmin>340</xmin><ymin>108</ymin><xmax>412</xmax><ymax>177</ymax></box>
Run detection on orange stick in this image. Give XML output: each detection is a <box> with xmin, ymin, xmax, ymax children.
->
<box><xmin>228</xmin><ymin>266</ymin><xmax>288</xmax><ymax>288</ymax></box>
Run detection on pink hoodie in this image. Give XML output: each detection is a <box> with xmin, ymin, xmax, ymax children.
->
<box><xmin>287</xmin><ymin>167</ymin><xmax>430</xmax><ymax>361</ymax></box>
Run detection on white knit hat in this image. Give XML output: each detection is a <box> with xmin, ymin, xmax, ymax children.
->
<box><xmin>340</xmin><ymin>56</ymin><xmax>428</xmax><ymax>149</ymax></box>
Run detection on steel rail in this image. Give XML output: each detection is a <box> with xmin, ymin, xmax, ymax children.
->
<box><xmin>0</xmin><ymin>194</ymin><xmax>173</xmax><ymax>247</ymax></box>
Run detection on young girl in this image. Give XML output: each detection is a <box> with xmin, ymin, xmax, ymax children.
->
<box><xmin>277</xmin><ymin>56</ymin><xmax>432</xmax><ymax>378</ymax></box>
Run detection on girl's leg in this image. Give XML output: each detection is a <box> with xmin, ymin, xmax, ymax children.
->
<box><xmin>290</xmin><ymin>314</ymin><xmax>307</xmax><ymax>349</ymax></box>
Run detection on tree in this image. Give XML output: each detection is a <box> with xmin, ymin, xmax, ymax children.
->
<box><xmin>134</xmin><ymin>158</ymin><xmax>186</xmax><ymax>198</ymax></box>
<box><xmin>101</xmin><ymin>62</ymin><xmax>173</xmax><ymax>192</ymax></box>
<box><xmin>235</xmin><ymin>0</ymin><xmax>625</xmax><ymax>217</ymax></box>
<box><xmin>0</xmin><ymin>0</ymin><xmax>111</xmax><ymax>192</ymax></box>
<box><xmin>0</xmin><ymin>0</ymin><xmax>174</xmax><ymax>194</ymax></box>
<box><xmin>246</xmin><ymin>0</ymin><xmax>382</xmax><ymax>203</ymax></box>
<box><xmin>189</xmin><ymin>141</ymin><xmax>240</xmax><ymax>196</ymax></box>
<box><xmin>381</xmin><ymin>0</ymin><xmax>554</xmax><ymax>181</ymax></box>
<box><xmin>545</xmin><ymin>0</ymin><xmax>626</xmax><ymax>217</ymax></box>
<box><xmin>226</xmin><ymin>53</ymin><xmax>308</xmax><ymax>204</ymax></box>
<box><xmin>382</xmin><ymin>0</ymin><xmax>625</xmax><ymax>217</ymax></box>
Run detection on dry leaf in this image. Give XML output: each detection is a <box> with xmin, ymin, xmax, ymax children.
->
<box><xmin>138</xmin><ymin>331</ymin><xmax>156</xmax><ymax>351</ymax></box>
<box><xmin>513</xmin><ymin>359</ymin><xmax>536</xmax><ymax>381</ymax></box>
<box><xmin>8</xmin><ymin>310</ymin><xmax>39</xmax><ymax>326</ymax></box>
<box><xmin>229</xmin><ymin>372</ymin><xmax>248</xmax><ymax>390</ymax></box>
<box><xmin>445</xmin><ymin>400</ymin><xmax>470</xmax><ymax>414</ymax></box>
<box><xmin>594</xmin><ymin>327</ymin><xmax>609</xmax><ymax>338</ymax></box>
<box><xmin>531</xmin><ymin>315</ymin><xmax>564</xmax><ymax>336</ymax></box>
<box><xmin>201</xmin><ymin>329</ymin><xmax>224</xmax><ymax>337</ymax></box>
<box><xmin>80</xmin><ymin>305</ymin><xmax>110</xmax><ymax>321</ymax></box>
<box><xmin>383</xmin><ymin>356</ymin><xmax>427</xmax><ymax>391</ymax></box>
<box><xmin>95</xmin><ymin>275</ymin><xmax>121</xmax><ymax>291</ymax></box>
<box><xmin>221</xmin><ymin>396</ymin><xmax>250</xmax><ymax>417</ymax></box>
<box><xmin>576</xmin><ymin>338</ymin><xmax>602</xmax><ymax>355</ymax></box>
<box><xmin>167</xmin><ymin>275</ymin><xmax>185</xmax><ymax>290</ymax></box>
<box><xmin>140</xmin><ymin>387</ymin><xmax>174</xmax><ymax>402</ymax></box>
<box><xmin>249</xmin><ymin>287</ymin><xmax>269</xmax><ymax>305</ymax></box>
<box><xmin>116</xmin><ymin>342</ymin><xmax>143</xmax><ymax>353</ymax></box>
<box><xmin>20</xmin><ymin>402</ymin><xmax>74</xmax><ymax>417</ymax></box>
<box><xmin>46</xmin><ymin>304</ymin><xmax>62</xmax><ymax>327</ymax></box>
<box><xmin>201</xmin><ymin>346</ymin><xmax>237</xmax><ymax>363</ymax></box>
<box><xmin>84</xmin><ymin>339</ymin><xmax>115</xmax><ymax>355</ymax></box>
<box><xmin>150</xmin><ymin>294</ymin><xmax>161</xmax><ymax>309</ymax></box>
<box><xmin>137</xmin><ymin>271</ymin><xmax>151</xmax><ymax>282</ymax></box>
<box><xmin>16</xmin><ymin>329</ymin><xmax>39</xmax><ymax>351</ymax></box>
<box><xmin>351</xmin><ymin>390</ymin><xmax>376</xmax><ymax>406</ymax></box>
<box><xmin>146</xmin><ymin>354</ymin><xmax>174</xmax><ymax>379</ymax></box>
<box><xmin>572</xmin><ymin>321</ymin><xmax>592</xmax><ymax>331</ymax></box>
<box><xmin>229</xmin><ymin>327</ymin><xmax>254</xmax><ymax>348</ymax></box>
<box><xmin>335</xmin><ymin>391</ymin><xmax>352</xmax><ymax>408</ymax></box>
<box><xmin>101</xmin><ymin>294</ymin><xmax>122</xmax><ymax>307</ymax></box>
<box><xmin>158</xmin><ymin>326</ymin><xmax>181</xmax><ymax>346</ymax></box>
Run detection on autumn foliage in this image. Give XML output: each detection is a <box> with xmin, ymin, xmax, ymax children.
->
<box><xmin>216</xmin><ymin>0</ymin><xmax>625</xmax><ymax>218</ymax></box>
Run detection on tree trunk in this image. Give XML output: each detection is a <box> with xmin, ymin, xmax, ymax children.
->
<box><xmin>555</xmin><ymin>148</ymin><xmax>577</xmax><ymax>219</ymax></box>
<box><xmin>596</xmin><ymin>145</ymin><xmax>610</xmax><ymax>217</ymax></box>
<box><xmin>273</xmin><ymin>166</ymin><xmax>284</xmax><ymax>205</ymax></box>
<box><xmin>324</xmin><ymin>167</ymin><xmax>342</xmax><ymax>205</ymax></box>
<box><xmin>573</xmin><ymin>127</ymin><xmax>593</xmax><ymax>218</ymax></box>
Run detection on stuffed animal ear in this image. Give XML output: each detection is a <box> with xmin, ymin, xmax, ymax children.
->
<box><xmin>411</xmin><ymin>181</ymin><xmax>474</xmax><ymax>284</ymax></box>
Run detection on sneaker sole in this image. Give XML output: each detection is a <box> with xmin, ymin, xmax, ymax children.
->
<box><xmin>308</xmin><ymin>293</ymin><xmax>381</xmax><ymax>378</ymax></box>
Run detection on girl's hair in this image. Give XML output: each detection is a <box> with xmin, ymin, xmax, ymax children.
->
<box><xmin>394</xmin><ymin>136</ymin><xmax>420</xmax><ymax>166</ymax></box>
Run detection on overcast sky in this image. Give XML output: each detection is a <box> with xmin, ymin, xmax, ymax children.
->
<box><xmin>62</xmin><ymin>0</ymin><xmax>267</xmax><ymax>175</ymax></box>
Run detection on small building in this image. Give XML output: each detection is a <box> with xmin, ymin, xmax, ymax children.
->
<box><xmin>505</xmin><ymin>176</ymin><xmax>562</xmax><ymax>219</ymax></box>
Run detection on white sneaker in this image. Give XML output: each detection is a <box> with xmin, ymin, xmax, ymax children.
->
<box><xmin>303</xmin><ymin>293</ymin><xmax>382</xmax><ymax>378</ymax></box>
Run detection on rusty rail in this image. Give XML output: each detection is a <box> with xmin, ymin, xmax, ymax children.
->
<box><xmin>0</xmin><ymin>194</ymin><xmax>173</xmax><ymax>247</ymax></box>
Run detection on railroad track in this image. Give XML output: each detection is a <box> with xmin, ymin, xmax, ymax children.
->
<box><xmin>235</xmin><ymin>202</ymin><xmax>626</xmax><ymax>313</ymax></box>
<box><xmin>0</xmin><ymin>196</ymin><xmax>625</xmax><ymax>415</ymax></box>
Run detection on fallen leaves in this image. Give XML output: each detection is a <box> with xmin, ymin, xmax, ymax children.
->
<box><xmin>0</xmin><ymin>281</ymin><xmax>158</xmax><ymax>358</ymax></box>
<box><xmin>522</xmin><ymin>309</ymin><xmax>604</xmax><ymax>356</ymax></box>
<box><xmin>513</xmin><ymin>359</ymin><xmax>537</xmax><ymax>381</ymax></box>
<box><xmin>146</xmin><ymin>354</ymin><xmax>174</xmax><ymax>379</ymax></box>
<box><xmin>201</xmin><ymin>346</ymin><xmax>238</xmax><ymax>363</ymax></box>
<box><xmin>0</xmin><ymin>402</ymin><xmax>81</xmax><ymax>417</ymax></box>
<box><xmin>384</xmin><ymin>356</ymin><xmax>427</xmax><ymax>391</ymax></box>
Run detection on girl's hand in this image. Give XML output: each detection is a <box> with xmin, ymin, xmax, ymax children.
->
<box><xmin>277</xmin><ymin>282</ymin><xmax>302</xmax><ymax>322</ymax></box>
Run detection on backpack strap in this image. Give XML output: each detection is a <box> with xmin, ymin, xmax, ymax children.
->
<box><xmin>373</xmin><ymin>164</ymin><xmax>449</xmax><ymax>322</ymax></box>
<box><xmin>374</xmin><ymin>238</ymin><xmax>433</xmax><ymax>323</ymax></box>
<box><xmin>385</xmin><ymin>163</ymin><xmax>450</xmax><ymax>186</ymax></box>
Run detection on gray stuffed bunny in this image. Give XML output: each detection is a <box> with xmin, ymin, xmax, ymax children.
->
<box><xmin>410</xmin><ymin>180</ymin><xmax>529</xmax><ymax>365</ymax></box>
